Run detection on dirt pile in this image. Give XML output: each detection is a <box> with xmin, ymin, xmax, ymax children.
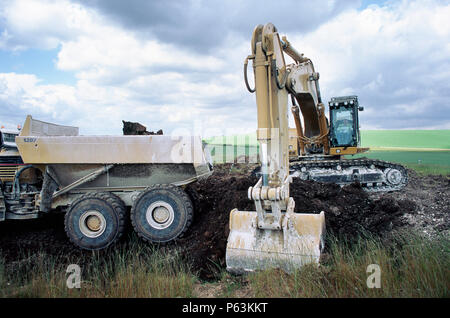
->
<box><xmin>0</xmin><ymin>214</ymin><xmax>80</xmax><ymax>261</ymax></box>
<box><xmin>122</xmin><ymin>120</ymin><xmax>163</xmax><ymax>135</ymax></box>
<box><xmin>178</xmin><ymin>164</ymin><xmax>425</xmax><ymax>279</ymax></box>
<box><xmin>179</xmin><ymin>167</ymin><xmax>257</xmax><ymax>279</ymax></box>
<box><xmin>290</xmin><ymin>178</ymin><xmax>416</xmax><ymax>237</ymax></box>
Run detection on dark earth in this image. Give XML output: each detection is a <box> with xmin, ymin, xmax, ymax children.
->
<box><xmin>0</xmin><ymin>164</ymin><xmax>448</xmax><ymax>280</ymax></box>
<box><xmin>122</xmin><ymin>120</ymin><xmax>163</xmax><ymax>135</ymax></box>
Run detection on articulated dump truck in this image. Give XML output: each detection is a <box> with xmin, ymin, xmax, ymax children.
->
<box><xmin>0</xmin><ymin>115</ymin><xmax>212</xmax><ymax>250</ymax></box>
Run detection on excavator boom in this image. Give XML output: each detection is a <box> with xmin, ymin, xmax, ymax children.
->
<box><xmin>226</xmin><ymin>23</ymin><xmax>326</xmax><ymax>273</ymax></box>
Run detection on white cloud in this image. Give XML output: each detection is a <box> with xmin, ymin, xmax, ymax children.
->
<box><xmin>1</xmin><ymin>0</ymin><xmax>449</xmax><ymax>136</ymax></box>
<box><xmin>0</xmin><ymin>0</ymin><xmax>91</xmax><ymax>50</ymax></box>
<box><xmin>287</xmin><ymin>0</ymin><xmax>450</xmax><ymax>129</ymax></box>
<box><xmin>0</xmin><ymin>0</ymin><xmax>252</xmax><ymax>136</ymax></box>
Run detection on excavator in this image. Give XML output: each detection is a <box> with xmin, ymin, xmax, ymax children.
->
<box><xmin>226</xmin><ymin>23</ymin><xmax>407</xmax><ymax>273</ymax></box>
<box><xmin>247</xmin><ymin>27</ymin><xmax>408</xmax><ymax>193</ymax></box>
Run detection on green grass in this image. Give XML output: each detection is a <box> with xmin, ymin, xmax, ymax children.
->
<box><xmin>247</xmin><ymin>232</ymin><xmax>450</xmax><ymax>298</ymax></box>
<box><xmin>403</xmin><ymin>163</ymin><xmax>450</xmax><ymax>176</ymax></box>
<box><xmin>205</xmin><ymin>144</ymin><xmax>259</xmax><ymax>164</ymax></box>
<box><xmin>361</xmin><ymin>130</ymin><xmax>450</xmax><ymax>149</ymax></box>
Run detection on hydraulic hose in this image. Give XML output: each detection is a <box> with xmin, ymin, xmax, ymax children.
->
<box><xmin>244</xmin><ymin>55</ymin><xmax>256</xmax><ymax>93</ymax></box>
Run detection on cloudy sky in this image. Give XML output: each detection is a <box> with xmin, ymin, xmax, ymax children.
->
<box><xmin>0</xmin><ymin>0</ymin><xmax>449</xmax><ymax>136</ymax></box>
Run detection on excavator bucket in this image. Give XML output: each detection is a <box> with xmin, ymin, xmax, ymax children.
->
<box><xmin>226</xmin><ymin>209</ymin><xmax>325</xmax><ymax>274</ymax></box>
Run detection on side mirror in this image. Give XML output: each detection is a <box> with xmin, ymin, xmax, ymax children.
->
<box><xmin>358</xmin><ymin>106</ymin><xmax>364</xmax><ymax>111</ymax></box>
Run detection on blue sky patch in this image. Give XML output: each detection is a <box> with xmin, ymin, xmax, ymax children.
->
<box><xmin>0</xmin><ymin>47</ymin><xmax>76</xmax><ymax>85</ymax></box>
<box><xmin>360</xmin><ymin>0</ymin><xmax>389</xmax><ymax>9</ymax></box>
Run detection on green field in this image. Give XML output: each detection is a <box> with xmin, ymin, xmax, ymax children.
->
<box><xmin>204</xmin><ymin>133</ymin><xmax>258</xmax><ymax>147</ymax></box>
<box><xmin>205</xmin><ymin>130</ymin><xmax>450</xmax><ymax>149</ymax></box>
<box><xmin>204</xmin><ymin>130</ymin><xmax>450</xmax><ymax>175</ymax></box>
<box><xmin>360</xmin><ymin>130</ymin><xmax>450</xmax><ymax>149</ymax></box>
<box><xmin>350</xmin><ymin>150</ymin><xmax>450</xmax><ymax>175</ymax></box>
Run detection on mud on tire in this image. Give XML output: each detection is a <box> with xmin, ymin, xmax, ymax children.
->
<box><xmin>64</xmin><ymin>192</ymin><xmax>126</xmax><ymax>250</ymax></box>
<box><xmin>131</xmin><ymin>184</ymin><xmax>193</xmax><ymax>243</ymax></box>
<box><xmin>184</xmin><ymin>185</ymin><xmax>200</xmax><ymax>214</ymax></box>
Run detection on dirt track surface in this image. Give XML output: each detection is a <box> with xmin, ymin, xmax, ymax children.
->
<box><xmin>0</xmin><ymin>164</ymin><xmax>448</xmax><ymax>280</ymax></box>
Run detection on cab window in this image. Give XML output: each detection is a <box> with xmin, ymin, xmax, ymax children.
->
<box><xmin>3</xmin><ymin>133</ymin><xmax>16</xmax><ymax>143</ymax></box>
<box><xmin>332</xmin><ymin>108</ymin><xmax>354</xmax><ymax>146</ymax></box>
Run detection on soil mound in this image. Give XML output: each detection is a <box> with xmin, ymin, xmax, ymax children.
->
<box><xmin>179</xmin><ymin>164</ymin><xmax>421</xmax><ymax>279</ymax></box>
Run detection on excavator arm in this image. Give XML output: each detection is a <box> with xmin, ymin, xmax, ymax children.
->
<box><xmin>226</xmin><ymin>23</ymin><xmax>326</xmax><ymax>274</ymax></box>
<box><xmin>282</xmin><ymin>37</ymin><xmax>329</xmax><ymax>155</ymax></box>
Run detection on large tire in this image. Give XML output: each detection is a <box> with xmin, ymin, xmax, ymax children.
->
<box><xmin>64</xmin><ymin>192</ymin><xmax>126</xmax><ymax>250</ymax></box>
<box><xmin>131</xmin><ymin>184</ymin><xmax>193</xmax><ymax>243</ymax></box>
<box><xmin>184</xmin><ymin>185</ymin><xmax>200</xmax><ymax>214</ymax></box>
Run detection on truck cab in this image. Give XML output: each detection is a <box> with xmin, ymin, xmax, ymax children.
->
<box><xmin>0</xmin><ymin>127</ymin><xmax>23</xmax><ymax>177</ymax></box>
<box><xmin>0</xmin><ymin>128</ymin><xmax>20</xmax><ymax>149</ymax></box>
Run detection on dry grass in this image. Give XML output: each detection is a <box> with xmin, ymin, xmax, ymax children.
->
<box><xmin>0</xmin><ymin>237</ymin><xmax>196</xmax><ymax>298</ymax></box>
<box><xmin>248</xmin><ymin>231</ymin><xmax>449</xmax><ymax>298</ymax></box>
<box><xmin>1</xmin><ymin>231</ymin><xmax>448</xmax><ymax>298</ymax></box>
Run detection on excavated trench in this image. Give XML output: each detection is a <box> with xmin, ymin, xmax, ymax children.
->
<box><xmin>0</xmin><ymin>164</ymin><xmax>448</xmax><ymax>281</ymax></box>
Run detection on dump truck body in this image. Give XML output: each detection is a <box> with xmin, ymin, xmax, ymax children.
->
<box><xmin>1</xmin><ymin>115</ymin><xmax>212</xmax><ymax>250</ymax></box>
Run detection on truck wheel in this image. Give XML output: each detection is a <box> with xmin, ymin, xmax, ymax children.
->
<box><xmin>64</xmin><ymin>192</ymin><xmax>126</xmax><ymax>250</ymax></box>
<box><xmin>131</xmin><ymin>184</ymin><xmax>193</xmax><ymax>243</ymax></box>
<box><xmin>184</xmin><ymin>185</ymin><xmax>200</xmax><ymax>213</ymax></box>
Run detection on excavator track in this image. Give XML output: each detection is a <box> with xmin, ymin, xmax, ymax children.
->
<box><xmin>290</xmin><ymin>158</ymin><xmax>408</xmax><ymax>192</ymax></box>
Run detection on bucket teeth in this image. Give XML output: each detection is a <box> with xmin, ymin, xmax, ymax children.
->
<box><xmin>226</xmin><ymin>210</ymin><xmax>325</xmax><ymax>274</ymax></box>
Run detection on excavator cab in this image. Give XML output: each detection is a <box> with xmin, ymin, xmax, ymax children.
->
<box><xmin>328</xmin><ymin>96</ymin><xmax>365</xmax><ymax>156</ymax></box>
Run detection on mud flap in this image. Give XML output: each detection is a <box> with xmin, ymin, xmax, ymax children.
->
<box><xmin>226</xmin><ymin>209</ymin><xmax>325</xmax><ymax>274</ymax></box>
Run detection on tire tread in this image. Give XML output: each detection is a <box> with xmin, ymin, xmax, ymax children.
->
<box><xmin>130</xmin><ymin>184</ymin><xmax>193</xmax><ymax>244</ymax></box>
<box><xmin>64</xmin><ymin>192</ymin><xmax>126</xmax><ymax>250</ymax></box>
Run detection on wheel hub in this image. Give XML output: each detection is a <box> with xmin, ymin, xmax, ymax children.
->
<box><xmin>153</xmin><ymin>206</ymin><xmax>170</xmax><ymax>223</ymax></box>
<box><xmin>146</xmin><ymin>201</ymin><xmax>174</xmax><ymax>229</ymax></box>
<box><xmin>79</xmin><ymin>210</ymin><xmax>107</xmax><ymax>238</ymax></box>
<box><xmin>385</xmin><ymin>168</ymin><xmax>402</xmax><ymax>185</ymax></box>
<box><xmin>86</xmin><ymin>215</ymin><xmax>101</xmax><ymax>231</ymax></box>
